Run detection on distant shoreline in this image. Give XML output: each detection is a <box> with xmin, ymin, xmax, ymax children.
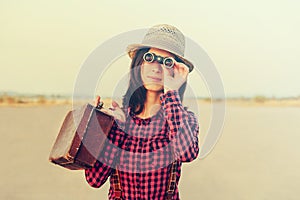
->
<box><xmin>1</xmin><ymin>95</ymin><xmax>300</xmax><ymax>107</ymax></box>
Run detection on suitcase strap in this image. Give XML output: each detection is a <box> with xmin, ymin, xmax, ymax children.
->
<box><xmin>112</xmin><ymin>168</ymin><xmax>122</xmax><ymax>200</ymax></box>
<box><xmin>166</xmin><ymin>141</ymin><xmax>177</xmax><ymax>200</ymax></box>
<box><xmin>166</xmin><ymin>160</ymin><xmax>177</xmax><ymax>200</ymax></box>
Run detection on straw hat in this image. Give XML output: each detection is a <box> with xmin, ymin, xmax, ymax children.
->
<box><xmin>126</xmin><ymin>24</ymin><xmax>194</xmax><ymax>72</ymax></box>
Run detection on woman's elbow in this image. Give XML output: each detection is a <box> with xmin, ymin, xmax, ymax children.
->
<box><xmin>180</xmin><ymin>145</ymin><xmax>199</xmax><ymax>162</ymax></box>
<box><xmin>84</xmin><ymin>169</ymin><xmax>107</xmax><ymax>188</ymax></box>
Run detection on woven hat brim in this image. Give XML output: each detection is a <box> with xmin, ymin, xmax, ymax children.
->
<box><xmin>126</xmin><ymin>44</ymin><xmax>194</xmax><ymax>73</ymax></box>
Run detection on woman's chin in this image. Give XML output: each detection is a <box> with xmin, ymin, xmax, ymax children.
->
<box><xmin>144</xmin><ymin>83</ymin><xmax>163</xmax><ymax>92</ymax></box>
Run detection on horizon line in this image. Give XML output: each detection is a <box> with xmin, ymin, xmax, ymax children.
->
<box><xmin>0</xmin><ymin>90</ymin><xmax>300</xmax><ymax>99</ymax></box>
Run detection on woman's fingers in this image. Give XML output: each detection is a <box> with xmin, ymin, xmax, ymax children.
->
<box><xmin>98</xmin><ymin>107</ymin><xmax>122</xmax><ymax>121</ymax></box>
<box><xmin>99</xmin><ymin>108</ymin><xmax>114</xmax><ymax>116</ymax></box>
<box><xmin>94</xmin><ymin>98</ymin><xmax>125</xmax><ymax>122</ymax></box>
<box><xmin>110</xmin><ymin>100</ymin><xmax>126</xmax><ymax>122</ymax></box>
<box><xmin>162</xmin><ymin>61</ymin><xmax>189</xmax><ymax>92</ymax></box>
<box><xmin>174</xmin><ymin>61</ymin><xmax>189</xmax><ymax>78</ymax></box>
<box><xmin>162</xmin><ymin>66</ymin><xmax>173</xmax><ymax>90</ymax></box>
<box><xmin>94</xmin><ymin>95</ymin><xmax>100</xmax><ymax>107</ymax></box>
<box><xmin>112</xmin><ymin>100</ymin><xmax>120</xmax><ymax>108</ymax></box>
<box><xmin>113</xmin><ymin>102</ymin><xmax>125</xmax><ymax>122</ymax></box>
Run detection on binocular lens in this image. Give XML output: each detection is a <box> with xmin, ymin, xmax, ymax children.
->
<box><xmin>144</xmin><ymin>52</ymin><xmax>154</xmax><ymax>62</ymax></box>
<box><xmin>163</xmin><ymin>58</ymin><xmax>174</xmax><ymax>68</ymax></box>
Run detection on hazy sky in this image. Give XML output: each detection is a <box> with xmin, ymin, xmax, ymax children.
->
<box><xmin>1</xmin><ymin>0</ymin><xmax>299</xmax><ymax>98</ymax></box>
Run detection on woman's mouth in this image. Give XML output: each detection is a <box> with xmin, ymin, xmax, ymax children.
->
<box><xmin>147</xmin><ymin>76</ymin><xmax>162</xmax><ymax>82</ymax></box>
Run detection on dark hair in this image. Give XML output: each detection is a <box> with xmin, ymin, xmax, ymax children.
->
<box><xmin>122</xmin><ymin>48</ymin><xmax>187</xmax><ymax>114</ymax></box>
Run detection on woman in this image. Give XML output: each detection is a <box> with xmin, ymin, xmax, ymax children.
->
<box><xmin>85</xmin><ymin>24</ymin><xmax>199</xmax><ymax>200</ymax></box>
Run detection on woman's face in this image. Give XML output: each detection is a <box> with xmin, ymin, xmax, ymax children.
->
<box><xmin>141</xmin><ymin>48</ymin><xmax>174</xmax><ymax>92</ymax></box>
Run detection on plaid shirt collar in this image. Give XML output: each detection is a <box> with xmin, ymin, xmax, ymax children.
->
<box><xmin>127</xmin><ymin>106</ymin><xmax>164</xmax><ymax>126</ymax></box>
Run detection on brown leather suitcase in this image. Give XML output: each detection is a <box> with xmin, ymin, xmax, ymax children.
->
<box><xmin>49</xmin><ymin>103</ymin><xmax>114</xmax><ymax>170</ymax></box>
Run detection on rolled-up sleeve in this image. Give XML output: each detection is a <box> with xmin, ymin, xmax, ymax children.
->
<box><xmin>85</xmin><ymin>160</ymin><xmax>113</xmax><ymax>188</ymax></box>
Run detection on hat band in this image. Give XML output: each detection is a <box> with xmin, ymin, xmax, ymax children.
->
<box><xmin>142</xmin><ymin>38</ymin><xmax>185</xmax><ymax>57</ymax></box>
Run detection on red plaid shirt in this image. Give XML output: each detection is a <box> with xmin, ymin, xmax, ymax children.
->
<box><xmin>85</xmin><ymin>90</ymin><xmax>199</xmax><ymax>200</ymax></box>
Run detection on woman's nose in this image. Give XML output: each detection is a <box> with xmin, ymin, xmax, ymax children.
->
<box><xmin>151</xmin><ymin>64</ymin><xmax>162</xmax><ymax>73</ymax></box>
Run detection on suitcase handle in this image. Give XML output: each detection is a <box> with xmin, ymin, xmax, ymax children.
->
<box><xmin>95</xmin><ymin>101</ymin><xmax>104</xmax><ymax>109</ymax></box>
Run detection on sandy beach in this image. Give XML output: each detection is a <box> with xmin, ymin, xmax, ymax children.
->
<box><xmin>1</xmin><ymin>102</ymin><xmax>300</xmax><ymax>200</ymax></box>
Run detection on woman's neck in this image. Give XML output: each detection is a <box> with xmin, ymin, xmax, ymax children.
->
<box><xmin>138</xmin><ymin>90</ymin><xmax>162</xmax><ymax>119</ymax></box>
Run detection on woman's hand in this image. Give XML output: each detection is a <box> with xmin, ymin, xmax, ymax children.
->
<box><xmin>162</xmin><ymin>60</ymin><xmax>189</xmax><ymax>93</ymax></box>
<box><xmin>94</xmin><ymin>96</ymin><xmax>125</xmax><ymax>123</ymax></box>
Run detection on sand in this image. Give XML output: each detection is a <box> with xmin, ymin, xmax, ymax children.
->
<box><xmin>0</xmin><ymin>102</ymin><xmax>300</xmax><ymax>200</ymax></box>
